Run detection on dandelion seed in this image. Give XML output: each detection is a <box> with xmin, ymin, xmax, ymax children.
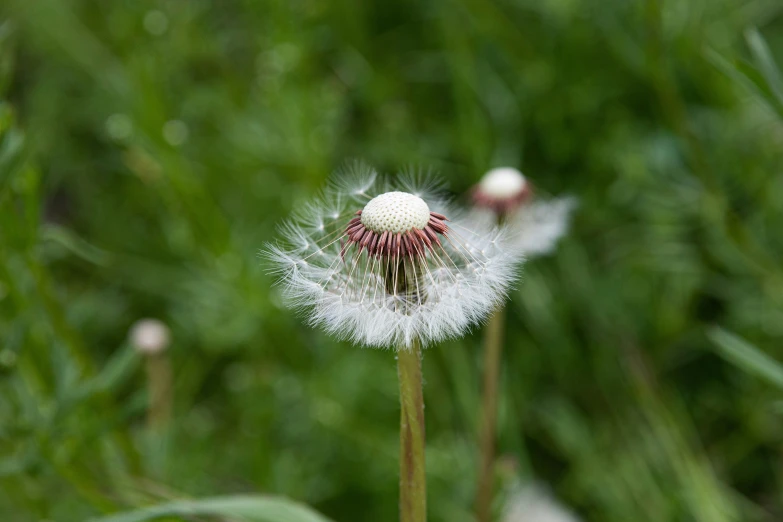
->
<box><xmin>264</xmin><ymin>162</ymin><xmax>521</xmax><ymax>349</ymax></box>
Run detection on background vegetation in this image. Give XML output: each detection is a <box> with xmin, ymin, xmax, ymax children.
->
<box><xmin>2</xmin><ymin>0</ymin><xmax>783</xmax><ymax>520</ymax></box>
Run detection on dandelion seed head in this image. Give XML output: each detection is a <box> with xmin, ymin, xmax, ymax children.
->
<box><xmin>264</xmin><ymin>163</ymin><xmax>522</xmax><ymax>349</ymax></box>
<box><xmin>474</xmin><ymin>167</ymin><xmax>533</xmax><ymax>215</ymax></box>
<box><xmin>480</xmin><ymin>167</ymin><xmax>527</xmax><ymax>199</ymax></box>
<box><xmin>471</xmin><ymin>167</ymin><xmax>576</xmax><ymax>258</ymax></box>
<box><xmin>130</xmin><ymin>318</ymin><xmax>171</xmax><ymax>354</ymax></box>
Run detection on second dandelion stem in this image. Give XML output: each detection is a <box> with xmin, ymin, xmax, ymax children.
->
<box><xmin>398</xmin><ymin>338</ymin><xmax>427</xmax><ymax>522</ymax></box>
<box><xmin>476</xmin><ymin>305</ymin><xmax>506</xmax><ymax>522</ymax></box>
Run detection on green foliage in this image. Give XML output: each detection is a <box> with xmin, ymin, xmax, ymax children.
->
<box><xmin>1</xmin><ymin>0</ymin><xmax>783</xmax><ymax>521</ymax></box>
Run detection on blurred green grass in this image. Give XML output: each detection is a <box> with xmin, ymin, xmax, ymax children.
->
<box><xmin>2</xmin><ymin>0</ymin><xmax>783</xmax><ymax>520</ymax></box>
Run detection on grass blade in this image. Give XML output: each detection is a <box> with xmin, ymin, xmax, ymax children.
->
<box><xmin>86</xmin><ymin>495</ymin><xmax>333</xmax><ymax>522</ymax></box>
<box><xmin>707</xmin><ymin>327</ymin><xmax>783</xmax><ymax>390</ymax></box>
<box><xmin>744</xmin><ymin>27</ymin><xmax>783</xmax><ymax>108</ymax></box>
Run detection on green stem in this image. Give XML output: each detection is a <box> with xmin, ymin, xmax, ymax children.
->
<box><xmin>476</xmin><ymin>305</ymin><xmax>506</xmax><ymax>522</ymax></box>
<box><xmin>146</xmin><ymin>352</ymin><xmax>172</xmax><ymax>430</ymax></box>
<box><xmin>398</xmin><ymin>338</ymin><xmax>426</xmax><ymax>522</ymax></box>
<box><xmin>144</xmin><ymin>352</ymin><xmax>173</xmax><ymax>480</ymax></box>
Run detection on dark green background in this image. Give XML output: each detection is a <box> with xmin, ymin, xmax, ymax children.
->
<box><xmin>2</xmin><ymin>1</ymin><xmax>783</xmax><ymax>520</ymax></box>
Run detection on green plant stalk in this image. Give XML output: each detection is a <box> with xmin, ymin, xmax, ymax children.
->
<box><xmin>397</xmin><ymin>338</ymin><xmax>426</xmax><ymax>522</ymax></box>
<box><xmin>145</xmin><ymin>352</ymin><xmax>172</xmax><ymax>430</ymax></box>
<box><xmin>476</xmin><ymin>305</ymin><xmax>505</xmax><ymax>522</ymax></box>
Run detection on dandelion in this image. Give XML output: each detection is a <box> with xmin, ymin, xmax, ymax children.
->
<box><xmin>130</xmin><ymin>319</ymin><xmax>172</xmax><ymax>431</ymax></box>
<box><xmin>266</xmin><ymin>163</ymin><xmax>518</xmax><ymax>349</ymax></box>
<box><xmin>473</xmin><ymin>167</ymin><xmax>575</xmax><ymax>522</ymax></box>
<box><xmin>265</xmin><ymin>162</ymin><xmax>520</xmax><ymax>522</ymax></box>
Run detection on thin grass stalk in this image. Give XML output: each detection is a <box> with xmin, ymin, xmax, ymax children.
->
<box><xmin>398</xmin><ymin>338</ymin><xmax>426</xmax><ymax>522</ymax></box>
<box><xmin>476</xmin><ymin>305</ymin><xmax>506</xmax><ymax>522</ymax></box>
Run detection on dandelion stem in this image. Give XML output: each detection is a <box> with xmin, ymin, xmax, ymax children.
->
<box><xmin>145</xmin><ymin>352</ymin><xmax>172</xmax><ymax>430</ymax></box>
<box><xmin>476</xmin><ymin>305</ymin><xmax>505</xmax><ymax>522</ymax></box>
<box><xmin>398</xmin><ymin>338</ymin><xmax>427</xmax><ymax>522</ymax></box>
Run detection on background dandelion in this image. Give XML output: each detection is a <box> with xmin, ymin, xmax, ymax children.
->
<box><xmin>472</xmin><ymin>167</ymin><xmax>576</xmax><ymax>257</ymax></box>
<box><xmin>130</xmin><ymin>318</ymin><xmax>173</xmax><ymax>432</ymax></box>
<box><xmin>473</xmin><ymin>166</ymin><xmax>575</xmax><ymax>522</ymax></box>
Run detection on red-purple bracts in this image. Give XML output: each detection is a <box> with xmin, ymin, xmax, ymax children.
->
<box><xmin>340</xmin><ymin>210</ymin><xmax>450</xmax><ymax>261</ymax></box>
<box><xmin>471</xmin><ymin>183</ymin><xmax>533</xmax><ymax>215</ymax></box>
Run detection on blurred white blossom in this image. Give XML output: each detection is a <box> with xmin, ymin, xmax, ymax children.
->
<box><xmin>503</xmin><ymin>485</ymin><xmax>581</xmax><ymax>522</ymax></box>
<box><xmin>130</xmin><ymin>318</ymin><xmax>171</xmax><ymax>354</ymax></box>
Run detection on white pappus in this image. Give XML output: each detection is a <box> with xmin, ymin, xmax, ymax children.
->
<box><xmin>264</xmin><ymin>163</ymin><xmax>522</xmax><ymax>349</ymax></box>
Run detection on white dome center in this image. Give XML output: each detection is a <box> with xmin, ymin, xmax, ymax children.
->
<box><xmin>361</xmin><ymin>191</ymin><xmax>431</xmax><ymax>233</ymax></box>
<box><xmin>479</xmin><ymin>167</ymin><xmax>527</xmax><ymax>199</ymax></box>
